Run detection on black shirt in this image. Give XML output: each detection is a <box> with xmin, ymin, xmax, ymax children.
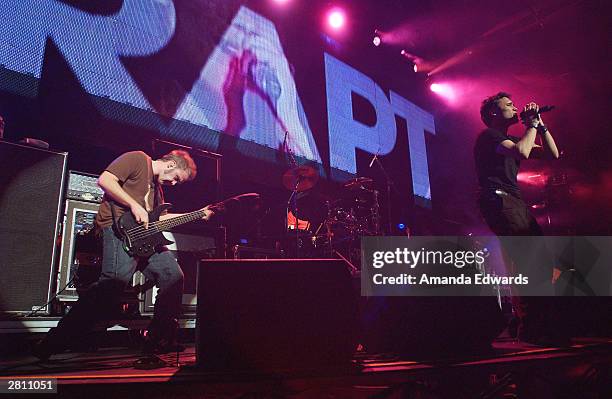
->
<box><xmin>474</xmin><ymin>128</ymin><xmax>521</xmax><ymax>198</ymax></box>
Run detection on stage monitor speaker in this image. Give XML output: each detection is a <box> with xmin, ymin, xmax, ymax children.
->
<box><xmin>0</xmin><ymin>141</ymin><xmax>67</xmax><ymax>315</ymax></box>
<box><xmin>196</xmin><ymin>259</ymin><xmax>358</xmax><ymax>371</ymax></box>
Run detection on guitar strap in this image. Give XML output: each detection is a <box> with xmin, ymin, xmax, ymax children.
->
<box><xmin>154</xmin><ymin>180</ymin><xmax>164</xmax><ymax>207</ymax></box>
<box><xmin>109</xmin><ymin>200</ymin><xmax>121</xmax><ymax>237</ymax></box>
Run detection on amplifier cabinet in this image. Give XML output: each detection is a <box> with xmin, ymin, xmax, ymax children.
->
<box><xmin>57</xmin><ymin>200</ymin><xmax>101</xmax><ymax>301</ymax></box>
<box><xmin>0</xmin><ymin>141</ymin><xmax>67</xmax><ymax>315</ymax></box>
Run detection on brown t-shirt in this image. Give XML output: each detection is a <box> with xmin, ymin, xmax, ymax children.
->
<box><xmin>95</xmin><ymin>151</ymin><xmax>160</xmax><ymax>229</ymax></box>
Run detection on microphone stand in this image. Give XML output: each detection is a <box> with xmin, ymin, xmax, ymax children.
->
<box><xmin>372</xmin><ymin>156</ymin><xmax>398</xmax><ymax>235</ymax></box>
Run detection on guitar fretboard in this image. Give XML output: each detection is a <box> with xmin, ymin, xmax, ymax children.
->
<box><xmin>126</xmin><ymin>209</ymin><xmax>207</xmax><ymax>239</ymax></box>
<box><xmin>155</xmin><ymin>209</ymin><xmax>207</xmax><ymax>231</ymax></box>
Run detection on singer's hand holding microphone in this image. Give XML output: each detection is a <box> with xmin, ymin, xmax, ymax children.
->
<box><xmin>520</xmin><ymin>102</ymin><xmax>542</xmax><ymax>128</ymax></box>
<box><xmin>520</xmin><ymin>102</ymin><xmax>554</xmax><ymax>134</ymax></box>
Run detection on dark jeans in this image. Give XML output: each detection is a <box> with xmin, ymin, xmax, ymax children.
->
<box><xmin>479</xmin><ymin>190</ymin><xmax>542</xmax><ymax>236</ymax></box>
<box><xmin>479</xmin><ymin>190</ymin><xmax>560</xmax><ymax>340</ymax></box>
<box><xmin>479</xmin><ymin>191</ymin><xmax>552</xmax><ymax>285</ymax></box>
<box><xmin>46</xmin><ymin>227</ymin><xmax>184</xmax><ymax>350</ymax></box>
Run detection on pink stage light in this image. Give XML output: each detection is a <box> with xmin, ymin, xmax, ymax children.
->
<box><xmin>328</xmin><ymin>9</ymin><xmax>346</xmax><ymax>30</ymax></box>
<box><xmin>517</xmin><ymin>172</ymin><xmax>547</xmax><ymax>186</ymax></box>
<box><xmin>430</xmin><ymin>83</ymin><xmax>456</xmax><ymax>102</ymax></box>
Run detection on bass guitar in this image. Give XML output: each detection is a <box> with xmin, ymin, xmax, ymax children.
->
<box><xmin>114</xmin><ymin>193</ymin><xmax>259</xmax><ymax>257</ymax></box>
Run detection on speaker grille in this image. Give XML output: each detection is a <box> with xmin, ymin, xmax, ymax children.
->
<box><xmin>0</xmin><ymin>141</ymin><xmax>67</xmax><ymax>315</ymax></box>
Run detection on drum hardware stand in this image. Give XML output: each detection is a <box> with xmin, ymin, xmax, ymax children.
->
<box><xmin>371</xmin><ymin>189</ymin><xmax>381</xmax><ymax>235</ymax></box>
<box><xmin>324</xmin><ymin>200</ymin><xmax>336</xmax><ymax>255</ymax></box>
<box><xmin>312</xmin><ymin>207</ymin><xmax>333</xmax><ymax>256</ymax></box>
<box><xmin>286</xmin><ymin>175</ymin><xmax>304</xmax><ymax>257</ymax></box>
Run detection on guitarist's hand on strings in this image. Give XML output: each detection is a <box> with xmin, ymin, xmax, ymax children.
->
<box><xmin>130</xmin><ymin>203</ymin><xmax>149</xmax><ymax>229</ymax></box>
<box><xmin>201</xmin><ymin>205</ymin><xmax>215</xmax><ymax>221</ymax></box>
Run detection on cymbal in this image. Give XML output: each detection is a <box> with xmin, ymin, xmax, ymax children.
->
<box><xmin>282</xmin><ymin>165</ymin><xmax>319</xmax><ymax>192</ymax></box>
<box><xmin>343</xmin><ymin>176</ymin><xmax>374</xmax><ymax>191</ymax></box>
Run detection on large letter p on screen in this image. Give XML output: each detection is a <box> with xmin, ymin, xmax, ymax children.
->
<box><xmin>325</xmin><ymin>53</ymin><xmax>396</xmax><ymax>181</ymax></box>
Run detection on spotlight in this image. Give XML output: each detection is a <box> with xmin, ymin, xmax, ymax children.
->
<box><xmin>373</xmin><ymin>29</ymin><xmax>381</xmax><ymax>46</ymax></box>
<box><xmin>400</xmin><ymin>50</ymin><xmax>419</xmax><ymax>73</ymax></box>
<box><xmin>397</xmin><ymin>223</ymin><xmax>406</xmax><ymax>230</ymax></box>
<box><xmin>328</xmin><ymin>9</ymin><xmax>345</xmax><ymax>30</ymax></box>
<box><xmin>429</xmin><ymin>82</ymin><xmax>457</xmax><ymax>102</ymax></box>
<box><xmin>430</xmin><ymin>83</ymin><xmax>440</xmax><ymax>92</ymax></box>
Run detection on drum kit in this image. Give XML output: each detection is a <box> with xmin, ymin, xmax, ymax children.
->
<box><xmin>282</xmin><ymin>165</ymin><xmax>382</xmax><ymax>266</ymax></box>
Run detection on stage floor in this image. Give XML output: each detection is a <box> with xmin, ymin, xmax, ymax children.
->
<box><xmin>1</xmin><ymin>337</ymin><xmax>611</xmax><ymax>398</ymax></box>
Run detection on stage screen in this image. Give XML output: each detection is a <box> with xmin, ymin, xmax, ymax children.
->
<box><xmin>0</xmin><ymin>0</ymin><xmax>434</xmax><ymax>203</ymax></box>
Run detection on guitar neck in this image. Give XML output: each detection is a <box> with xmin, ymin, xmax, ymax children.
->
<box><xmin>154</xmin><ymin>209</ymin><xmax>207</xmax><ymax>232</ymax></box>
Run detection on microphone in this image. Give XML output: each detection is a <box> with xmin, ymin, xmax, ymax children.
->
<box><xmin>538</xmin><ymin>105</ymin><xmax>555</xmax><ymax>113</ymax></box>
<box><xmin>369</xmin><ymin>153</ymin><xmax>378</xmax><ymax>168</ymax></box>
<box><xmin>520</xmin><ymin>105</ymin><xmax>555</xmax><ymax>119</ymax></box>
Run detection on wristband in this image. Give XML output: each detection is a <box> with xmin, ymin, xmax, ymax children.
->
<box><xmin>537</xmin><ymin>124</ymin><xmax>548</xmax><ymax>134</ymax></box>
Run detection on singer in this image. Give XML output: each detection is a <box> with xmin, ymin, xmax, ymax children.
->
<box><xmin>474</xmin><ymin>92</ymin><xmax>567</xmax><ymax>346</ymax></box>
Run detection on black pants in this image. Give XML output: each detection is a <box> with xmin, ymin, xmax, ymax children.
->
<box><xmin>479</xmin><ymin>190</ymin><xmax>542</xmax><ymax>236</ymax></box>
<box><xmin>479</xmin><ymin>190</ymin><xmax>561</xmax><ymax>341</ymax></box>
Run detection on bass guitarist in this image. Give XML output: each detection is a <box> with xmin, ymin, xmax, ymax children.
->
<box><xmin>34</xmin><ymin>150</ymin><xmax>214</xmax><ymax>360</ymax></box>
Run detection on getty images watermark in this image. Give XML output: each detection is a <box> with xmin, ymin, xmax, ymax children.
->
<box><xmin>361</xmin><ymin>236</ymin><xmax>612</xmax><ymax>296</ymax></box>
